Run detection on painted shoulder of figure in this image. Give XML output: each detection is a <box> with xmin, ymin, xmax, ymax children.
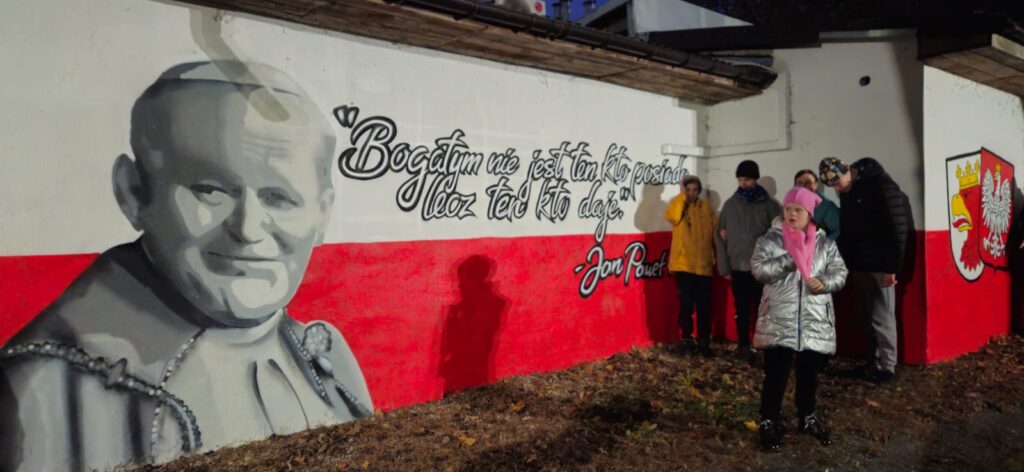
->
<box><xmin>1</xmin><ymin>244</ymin><xmax>166</xmax><ymax>356</ymax></box>
<box><xmin>0</xmin><ymin>246</ymin><xmax>159</xmax><ymax>472</ymax></box>
<box><xmin>2</xmin><ymin>253</ymin><xmax>121</xmax><ymax>349</ymax></box>
<box><xmin>280</xmin><ymin>315</ymin><xmax>374</xmax><ymax>419</ymax></box>
<box><xmin>2</xmin><ymin>242</ymin><xmax>206</xmax><ymax>363</ymax></box>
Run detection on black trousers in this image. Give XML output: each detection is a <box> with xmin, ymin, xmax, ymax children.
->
<box><xmin>675</xmin><ymin>272</ymin><xmax>712</xmax><ymax>343</ymax></box>
<box><xmin>759</xmin><ymin>347</ymin><xmax>828</xmax><ymax>419</ymax></box>
<box><xmin>731</xmin><ymin>271</ymin><xmax>763</xmax><ymax>347</ymax></box>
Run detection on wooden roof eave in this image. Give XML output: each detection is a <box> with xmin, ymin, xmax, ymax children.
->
<box><xmin>179</xmin><ymin>0</ymin><xmax>770</xmax><ymax>104</ymax></box>
<box><xmin>921</xmin><ymin>33</ymin><xmax>1024</xmax><ymax>98</ymax></box>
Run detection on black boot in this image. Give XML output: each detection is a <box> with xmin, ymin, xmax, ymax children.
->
<box><xmin>799</xmin><ymin>413</ymin><xmax>831</xmax><ymax>446</ymax></box>
<box><xmin>759</xmin><ymin>418</ymin><xmax>782</xmax><ymax>452</ymax></box>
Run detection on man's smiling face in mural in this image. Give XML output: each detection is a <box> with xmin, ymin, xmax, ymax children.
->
<box><xmin>114</xmin><ymin>63</ymin><xmax>336</xmax><ymax>327</ymax></box>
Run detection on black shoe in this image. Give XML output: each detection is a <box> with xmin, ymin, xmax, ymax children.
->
<box><xmin>869</xmin><ymin>368</ymin><xmax>897</xmax><ymax>385</ymax></box>
<box><xmin>799</xmin><ymin>413</ymin><xmax>831</xmax><ymax>446</ymax></box>
<box><xmin>698</xmin><ymin>342</ymin><xmax>715</xmax><ymax>358</ymax></box>
<box><xmin>759</xmin><ymin>418</ymin><xmax>783</xmax><ymax>452</ymax></box>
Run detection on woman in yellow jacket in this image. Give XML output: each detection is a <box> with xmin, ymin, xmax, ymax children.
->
<box><xmin>663</xmin><ymin>176</ymin><xmax>718</xmax><ymax>357</ymax></box>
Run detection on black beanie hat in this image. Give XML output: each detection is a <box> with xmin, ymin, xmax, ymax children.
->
<box><xmin>736</xmin><ymin>160</ymin><xmax>760</xmax><ymax>179</ymax></box>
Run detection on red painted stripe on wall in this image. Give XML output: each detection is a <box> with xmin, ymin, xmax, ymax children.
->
<box><xmin>295</xmin><ymin>233</ymin><xmax>682</xmax><ymax>409</ymax></box>
<box><xmin>0</xmin><ymin>230</ymin><xmax>1003</xmax><ymax>411</ymax></box>
<box><xmin>924</xmin><ymin>231</ymin><xmax>1011</xmax><ymax>363</ymax></box>
<box><xmin>0</xmin><ymin>253</ymin><xmax>98</xmax><ymax>342</ymax></box>
<box><xmin>0</xmin><ymin>234</ymin><xmax>681</xmax><ymax>410</ymax></box>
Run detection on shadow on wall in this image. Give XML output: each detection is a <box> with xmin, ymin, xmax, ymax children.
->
<box><xmin>633</xmin><ymin>184</ymin><xmax>668</xmax><ymax>233</ymax></box>
<box><xmin>634</xmin><ymin>184</ymin><xmax>679</xmax><ymax>344</ymax></box>
<box><xmin>759</xmin><ymin>175</ymin><xmax>778</xmax><ymax>200</ymax></box>
<box><xmin>706</xmin><ymin>189</ymin><xmax>724</xmax><ymax>212</ymax></box>
<box><xmin>438</xmin><ymin>255</ymin><xmax>508</xmax><ymax>395</ymax></box>
<box><xmin>760</xmin><ymin>175</ymin><xmax>786</xmax><ymax>215</ymax></box>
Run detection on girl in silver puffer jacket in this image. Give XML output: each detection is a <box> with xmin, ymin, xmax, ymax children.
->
<box><xmin>750</xmin><ymin>186</ymin><xmax>848</xmax><ymax>452</ymax></box>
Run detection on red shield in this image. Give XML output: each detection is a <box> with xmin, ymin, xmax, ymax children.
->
<box><xmin>978</xmin><ymin>149</ymin><xmax>1014</xmax><ymax>268</ymax></box>
<box><xmin>946</xmin><ymin>148</ymin><xmax>1014</xmax><ymax>282</ymax></box>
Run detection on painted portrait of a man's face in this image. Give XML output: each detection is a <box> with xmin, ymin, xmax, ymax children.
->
<box><xmin>1</xmin><ymin>60</ymin><xmax>373</xmax><ymax>472</ymax></box>
<box><xmin>118</xmin><ymin>68</ymin><xmax>336</xmax><ymax>326</ymax></box>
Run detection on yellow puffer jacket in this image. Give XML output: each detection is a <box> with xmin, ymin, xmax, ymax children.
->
<box><xmin>663</xmin><ymin>193</ymin><xmax>717</xmax><ymax>276</ymax></box>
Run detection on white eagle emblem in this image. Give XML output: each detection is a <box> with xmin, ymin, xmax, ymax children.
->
<box><xmin>946</xmin><ymin>149</ymin><xmax>1015</xmax><ymax>281</ymax></box>
<box><xmin>981</xmin><ymin>166</ymin><xmax>1012</xmax><ymax>260</ymax></box>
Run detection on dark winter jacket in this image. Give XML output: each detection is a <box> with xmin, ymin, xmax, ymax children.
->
<box><xmin>715</xmin><ymin>187</ymin><xmax>782</xmax><ymax>275</ymax></box>
<box><xmin>837</xmin><ymin>158</ymin><xmax>912</xmax><ymax>273</ymax></box>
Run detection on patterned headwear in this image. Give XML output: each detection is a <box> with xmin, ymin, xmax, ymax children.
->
<box><xmin>818</xmin><ymin>157</ymin><xmax>849</xmax><ymax>187</ymax></box>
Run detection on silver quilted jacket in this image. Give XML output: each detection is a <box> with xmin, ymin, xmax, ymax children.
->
<box><xmin>750</xmin><ymin>219</ymin><xmax>848</xmax><ymax>354</ymax></box>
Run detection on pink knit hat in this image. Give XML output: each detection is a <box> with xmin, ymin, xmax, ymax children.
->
<box><xmin>783</xmin><ymin>186</ymin><xmax>821</xmax><ymax>215</ymax></box>
<box><xmin>782</xmin><ymin>186</ymin><xmax>822</xmax><ymax>282</ymax></box>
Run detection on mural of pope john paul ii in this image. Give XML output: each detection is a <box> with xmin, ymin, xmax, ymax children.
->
<box><xmin>0</xmin><ymin>60</ymin><xmax>372</xmax><ymax>472</ymax></box>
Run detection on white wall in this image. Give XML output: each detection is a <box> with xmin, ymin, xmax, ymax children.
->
<box><xmin>699</xmin><ymin>38</ymin><xmax>924</xmax><ymax>225</ymax></box>
<box><xmin>923</xmin><ymin>66</ymin><xmax>1024</xmax><ymax>231</ymax></box>
<box><xmin>0</xmin><ymin>0</ymin><xmax>698</xmax><ymax>256</ymax></box>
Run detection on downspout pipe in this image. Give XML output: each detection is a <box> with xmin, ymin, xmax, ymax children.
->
<box><xmin>385</xmin><ymin>0</ymin><xmax>777</xmax><ymax>88</ymax></box>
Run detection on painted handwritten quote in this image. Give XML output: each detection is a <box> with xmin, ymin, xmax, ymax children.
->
<box><xmin>334</xmin><ymin>105</ymin><xmax>687</xmax><ymax>297</ymax></box>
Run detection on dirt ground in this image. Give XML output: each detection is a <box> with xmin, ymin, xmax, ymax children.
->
<box><xmin>146</xmin><ymin>336</ymin><xmax>1024</xmax><ymax>472</ymax></box>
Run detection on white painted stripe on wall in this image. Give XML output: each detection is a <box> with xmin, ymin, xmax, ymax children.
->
<box><xmin>0</xmin><ymin>0</ymin><xmax>698</xmax><ymax>255</ymax></box>
<box><xmin>700</xmin><ymin>40</ymin><xmax>926</xmax><ymax>230</ymax></box>
<box><xmin>923</xmin><ymin>66</ymin><xmax>1024</xmax><ymax>231</ymax></box>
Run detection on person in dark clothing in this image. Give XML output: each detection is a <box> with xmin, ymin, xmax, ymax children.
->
<box><xmin>819</xmin><ymin>157</ymin><xmax>911</xmax><ymax>384</ymax></box>
<box><xmin>716</xmin><ymin>160</ymin><xmax>782</xmax><ymax>360</ymax></box>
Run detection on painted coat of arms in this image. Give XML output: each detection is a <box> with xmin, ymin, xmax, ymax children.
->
<box><xmin>945</xmin><ymin>148</ymin><xmax>1014</xmax><ymax>281</ymax></box>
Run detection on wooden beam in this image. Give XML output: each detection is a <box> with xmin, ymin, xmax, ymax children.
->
<box><xmin>178</xmin><ymin>0</ymin><xmax>763</xmax><ymax>104</ymax></box>
<box><xmin>922</xmin><ymin>34</ymin><xmax>1024</xmax><ymax>99</ymax></box>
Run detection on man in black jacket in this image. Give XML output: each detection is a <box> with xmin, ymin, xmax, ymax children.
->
<box><xmin>820</xmin><ymin>157</ymin><xmax>911</xmax><ymax>384</ymax></box>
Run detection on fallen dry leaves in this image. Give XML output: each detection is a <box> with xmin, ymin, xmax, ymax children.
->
<box><xmin>146</xmin><ymin>336</ymin><xmax>1024</xmax><ymax>472</ymax></box>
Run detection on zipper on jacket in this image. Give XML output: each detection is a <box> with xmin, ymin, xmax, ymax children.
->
<box><xmin>796</xmin><ymin>278</ymin><xmax>803</xmax><ymax>351</ymax></box>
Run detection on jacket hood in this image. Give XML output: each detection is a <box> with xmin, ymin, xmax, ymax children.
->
<box><xmin>852</xmin><ymin>157</ymin><xmax>891</xmax><ymax>182</ymax></box>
